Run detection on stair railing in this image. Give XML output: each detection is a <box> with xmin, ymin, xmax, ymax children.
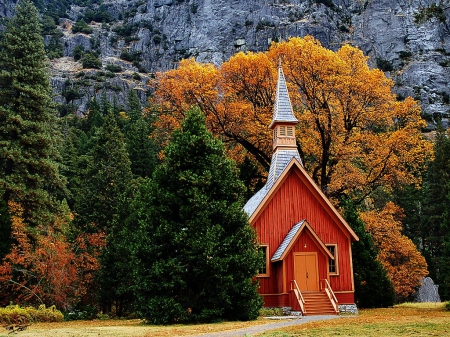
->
<box><xmin>322</xmin><ymin>279</ymin><xmax>339</xmax><ymax>313</ymax></box>
<box><xmin>291</xmin><ymin>280</ymin><xmax>306</xmax><ymax>314</ymax></box>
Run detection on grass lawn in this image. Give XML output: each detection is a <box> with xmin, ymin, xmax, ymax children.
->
<box><xmin>259</xmin><ymin>303</ymin><xmax>450</xmax><ymax>336</ymax></box>
<box><xmin>1</xmin><ymin>317</ymin><xmax>272</xmax><ymax>337</ymax></box>
<box><xmin>1</xmin><ymin>303</ymin><xmax>448</xmax><ymax>337</ymax></box>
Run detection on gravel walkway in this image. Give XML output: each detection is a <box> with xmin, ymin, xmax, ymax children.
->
<box><xmin>190</xmin><ymin>315</ymin><xmax>342</xmax><ymax>337</ymax></box>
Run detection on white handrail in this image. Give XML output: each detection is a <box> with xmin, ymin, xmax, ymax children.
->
<box><xmin>322</xmin><ymin>279</ymin><xmax>339</xmax><ymax>313</ymax></box>
<box><xmin>293</xmin><ymin>280</ymin><xmax>305</xmax><ymax>304</ymax></box>
<box><xmin>291</xmin><ymin>280</ymin><xmax>306</xmax><ymax>314</ymax></box>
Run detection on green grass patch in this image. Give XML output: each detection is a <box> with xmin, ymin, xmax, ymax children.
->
<box><xmin>259</xmin><ymin>303</ymin><xmax>450</xmax><ymax>336</ymax></box>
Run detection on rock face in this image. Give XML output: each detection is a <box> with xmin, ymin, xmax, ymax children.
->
<box><xmin>2</xmin><ymin>0</ymin><xmax>450</xmax><ymax>123</ymax></box>
<box><xmin>0</xmin><ymin>0</ymin><xmax>15</xmax><ymax>18</ymax></box>
<box><xmin>415</xmin><ymin>277</ymin><xmax>441</xmax><ymax>302</ymax></box>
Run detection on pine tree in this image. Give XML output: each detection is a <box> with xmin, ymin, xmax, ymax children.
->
<box><xmin>73</xmin><ymin>112</ymin><xmax>134</xmax><ymax>314</ymax></box>
<box><xmin>342</xmin><ymin>199</ymin><xmax>396</xmax><ymax>308</ymax></box>
<box><xmin>122</xmin><ymin>91</ymin><xmax>158</xmax><ymax>178</ymax></box>
<box><xmin>131</xmin><ymin>108</ymin><xmax>263</xmax><ymax>324</ymax></box>
<box><xmin>0</xmin><ymin>0</ymin><xmax>65</xmax><ymax>227</ymax></box>
<box><xmin>74</xmin><ymin>111</ymin><xmax>133</xmax><ymax>233</ymax></box>
<box><xmin>125</xmin><ymin>89</ymin><xmax>142</xmax><ymax>123</ymax></box>
<box><xmin>421</xmin><ymin>124</ymin><xmax>450</xmax><ymax>300</ymax></box>
<box><xmin>0</xmin><ymin>192</ymin><xmax>12</xmax><ymax>259</ymax></box>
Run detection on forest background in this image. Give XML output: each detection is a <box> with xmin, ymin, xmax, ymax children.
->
<box><xmin>0</xmin><ymin>0</ymin><xmax>449</xmax><ymax>323</ymax></box>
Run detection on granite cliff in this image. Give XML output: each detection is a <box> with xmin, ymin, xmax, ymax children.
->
<box><xmin>1</xmin><ymin>0</ymin><xmax>450</xmax><ymax>128</ymax></box>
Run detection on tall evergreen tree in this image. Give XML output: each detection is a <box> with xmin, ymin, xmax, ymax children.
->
<box><xmin>125</xmin><ymin>89</ymin><xmax>142</xmax><ymax>123</ymax></box>
<box><xmin>421</xmin><ymin>124</ymin><xmax>450</xmax><ymax>299</ymax></box>
<box><xmin>73</xmin><ymin>112</ymin><xmax>135</xmax><ymax>313</ymax></box>
<box><xmin>131</xmin><ymin>108</ymin><xmax>263</xmax><ymax>324</ymax></box>
<box><xmin>122</xmin><ymin>91</ymin><xmax>158</xmax><ymax>178</ymax></box>
<box><xmin>342</xmin><ymin>199</ymin><xmax>396</xmax><ymax>308</ymax></box>
<box><xmin>74</xmin><ymin>111</ymin><xmax>133</xmax><ymax>233</ymax></box>
<box><xmin>0</xmin><ymin>191</ymin><xmax>12</xmax><ymax>259</ymax></box>
<box><xmin>84</xmin><ymin>98</ymin><xmax>104</xmax><ymax>134</ymax></box>
<box><xmin>0</xmin><ymin>0</ymin><xmax>65</xmax><ymax>227</ymax></box>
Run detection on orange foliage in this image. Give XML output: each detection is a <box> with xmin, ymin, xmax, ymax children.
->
<box><xmin>268</xmin><ymin>36</ymin><xmax>433</xmax><ymax>201</ymax></box>
<box><xmin>151</xmin><ymin>37</ymin><xmax>432</xmax><ymax>202</ymax></box>
<box><xmin>0</xmin><ymin>202</ymin><xmax>105</xmax><ymax>310</ymax></box>
<box><xmin>360</xmin><ymin>202</ymin><xmax>428</xmax><ymax>301</ymax></box>
<box><xmin>151</xmin><ymin>53</ymin><xmax>276</xmax><ymax>169</ymax></box>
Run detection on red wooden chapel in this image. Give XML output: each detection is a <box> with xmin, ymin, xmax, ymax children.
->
<box><xmin>244</xmin><ymin>65</ymin><xmax>359</xmax><ymax>315</ymax></box>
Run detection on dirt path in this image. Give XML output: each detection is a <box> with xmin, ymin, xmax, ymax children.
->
<box><xmin>188</xmin><ymin>315</ymin><xmax>341</xmax><ymax>337</ymax></box>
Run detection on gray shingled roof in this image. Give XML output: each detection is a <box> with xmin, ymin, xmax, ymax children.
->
<box><xmin>270</xmin><ymin>65</ymin><xmax>298</xmax><ymax>127</ymax></box>
<box><xmin>243</xmin><ymin>150</ymin><xmax>302</xmax><ymax>217</ymax></box>
<box><xmin>271</xmin><ymin>220</ymin><xmax>306</xmax><ymax>261</ymax></box>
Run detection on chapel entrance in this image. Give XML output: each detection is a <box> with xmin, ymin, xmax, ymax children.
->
<box><xmin>294</xmin><ymin>253</ymin><xmax>319</xmax><ymax>291</ymax></box>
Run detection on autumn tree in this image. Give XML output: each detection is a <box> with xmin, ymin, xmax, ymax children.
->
<box><xmin>151</xmin><ymin>53</ymin><xmax>276</xmax><ymax>171</ymax></box>
<box><xmin>131</xmin><ymin>108</ymin><xmax>263</xmax><ymax>324</ymax></box>
<box><xmin>269</xmin><ymin>36</ymin><xmax>432</xmax><ymax>201</ymax></box>
<box><xmin>152</xmin><ymin>37</ymin><xmax>432</xmax><ymax>204</ymax></box>
<box><xmin>360</xmin><ymin>202</ymin><xmax>429</xmax><ymax>301</ymax></box>
<box><xmin>0</xmin><ymin>0</ymin><xmax>65</xmax><ymax>227</ymax></box>
<box><xmin>0</xmin><ymin>201</ymin><xmax>104</xmax><ymax>309</ymax></box>
<box><xmin>342</xmin><ymin>199</ymin><xmax>396</xmax><ymax>308</ymax></box>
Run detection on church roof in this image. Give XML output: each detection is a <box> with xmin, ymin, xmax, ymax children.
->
<box><xmin>271</xmin><ymin>220</ymin><xmax>335</xmax><ymax>262</ymax></box>
<box><xmin>244</xmin><ymin>64</ymin><xmax>302</xmax><ymax>218</ymax></box>
<box><xmin>269</xmin><ymin>64</ymin><xmax>298</xmax><ymax>128</ymax></box>
<box><xmin>271</xmin><ymin>220</ymin><xmax>305</xmax><ymax>261</ymax></box>
<box><xmin>243</xmin><ymin>150</ymin><xmax>301</xmax><ymax>217</ymax></box>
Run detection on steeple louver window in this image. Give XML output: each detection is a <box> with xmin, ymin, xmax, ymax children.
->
<box><xmin>287</xmin><ymin>126</ymin><xmax>294</xmax><ymax>137</ymax></box>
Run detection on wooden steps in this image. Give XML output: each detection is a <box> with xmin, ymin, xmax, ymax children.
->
<box><xmin>302</xmin><ymin>291</ymin><xmax>338</xmax><ymax>315</ymax></box>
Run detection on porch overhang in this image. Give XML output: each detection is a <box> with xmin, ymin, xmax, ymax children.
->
<box><xmin>271</xmin><ymin>219</ymin><xmax>334</xmax><ymax>262</ymax></box>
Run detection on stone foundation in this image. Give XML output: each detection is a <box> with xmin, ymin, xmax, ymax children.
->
<box><xmin>338</xmin><ymin>304</ymin><xmax>358</xmax><ymax>314</ymax></box>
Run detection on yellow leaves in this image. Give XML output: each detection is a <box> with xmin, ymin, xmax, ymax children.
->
<box><xmin>151</xmin><ymin>36</ymin><xmax>432</xmax><ymax>202</ymax></box>
<box><xmin>221</xmin><ymin>52</ymin><xmax>276</xmax><ymax>109</ymax></box>
<box><xmin>361</xmin><ymin>202</ymin><xmax>428</xmax><ymax>301</ymax></box>
<box><xmin>152</xmin><ymin>54</ymin><xmax>277</xmax><ymax>170</ymax></box>
<box><xmin>152</xmin><ymin>58</ymin><xmax>219</xmax><ymax>114</ymax></box>
<box><xmin>267</xmin><ymin>36</ymin><xmax>433</xmax><ymax>198</ymax></box>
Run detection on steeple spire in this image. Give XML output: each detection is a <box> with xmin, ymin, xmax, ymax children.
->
<box><xmin>243</xmin><ymin>62</ymin><xmax>303</xmax><ymax>216</ymax></box>
<box><xmin>270</xmin><ymin>63</ymin><xmax>298</xmax><ymax>151</ymax></box>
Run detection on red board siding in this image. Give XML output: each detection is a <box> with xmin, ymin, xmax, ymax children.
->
<box><xmin>253</xmin><ymin>170</ymin><xmax>354</xmax><ymax>298</ymax></box>
<box><xmin>262</xmin><ymin>294</ymin><xmax>290</xmax><ymax>307</ymax></box>
<box><xmin>335</xmin><ymin>292</ymin><xmax>355</xmax><ymax>304</ymax></box>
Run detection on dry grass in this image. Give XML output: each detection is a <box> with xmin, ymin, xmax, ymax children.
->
<box><xmin>258</xmin><ymin>302</ymin><xmax>450</xmax><ymax>336</ymax></box>
<box><xmin>0</xmin><ymin>317</ymin><xmax>272</xmax><ymax>337</ymax></box>
<box><xmin>1</xmin><ymin>303</ymin><xmax>449</xmax><ymax>337</ymax></box>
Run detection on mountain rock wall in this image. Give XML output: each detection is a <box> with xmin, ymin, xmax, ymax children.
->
<box><xmin>1</xmin><ymin>0</ymin><xmax>450</xmax><ymax>126</ymax></box>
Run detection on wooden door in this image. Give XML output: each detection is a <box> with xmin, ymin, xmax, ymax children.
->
<box><xmin>294</xmin><ymin>253</ymin><xmax>319</xmax><ymax>291</ymax></box>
